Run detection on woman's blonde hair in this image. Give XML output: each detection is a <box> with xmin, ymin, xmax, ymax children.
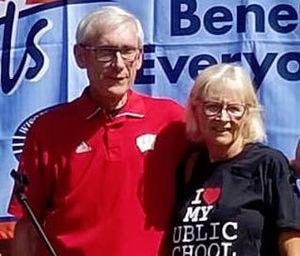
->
<box><xmin>186</xmin><ymin>63</ymin><xmax>266</xmax><ymax>144</ymax></box>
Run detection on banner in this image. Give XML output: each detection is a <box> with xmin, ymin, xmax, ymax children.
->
<box><xmin>1</xmin><ymin>0</ymin><xmax>300</xmax><ymax>218</ymax></box>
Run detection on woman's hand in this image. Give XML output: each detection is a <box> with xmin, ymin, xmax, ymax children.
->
<box><xmin>279</xmin><ymin>229</ymin><xmax>300</xmax><ymax>256</ymax></box>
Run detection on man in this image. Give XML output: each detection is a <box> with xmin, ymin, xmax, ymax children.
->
<box><xmin>9</xmin><ymin>6</ymin><xmax>188</xmax><ymax>256</ymax></box>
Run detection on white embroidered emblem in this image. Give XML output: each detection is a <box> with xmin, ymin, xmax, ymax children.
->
<box><xmin>136</xmin><ymin>134</ymin><xmax>157</xmax><ymax>153</ymax></box>
<box><xmin>75</xmin><ymin>141</ymin><xmax>92</xmax><ymax>153</ymax></box>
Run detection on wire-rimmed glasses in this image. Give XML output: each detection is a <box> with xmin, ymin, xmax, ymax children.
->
<box><xmin>202</xmin><ymin>101</ymin><xmax>247</xmax><ymax>119</ymax></box>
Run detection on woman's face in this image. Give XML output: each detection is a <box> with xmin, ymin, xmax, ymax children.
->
<box><xmin>195</xmin><ymin>81</ymin><xmax>247</xmax><ymax>150</ymax></box>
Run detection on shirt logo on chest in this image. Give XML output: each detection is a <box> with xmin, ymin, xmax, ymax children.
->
<box><xmin>136</xmin><ymin>134</ymin><xmax>156</xmax><ymax>153</ymax></box>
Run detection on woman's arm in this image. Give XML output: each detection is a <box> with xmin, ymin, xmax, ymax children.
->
<box><xmin>279</xmin><ymin>229</ymin><xmax>300</xmax><ymax>256</ymax></box>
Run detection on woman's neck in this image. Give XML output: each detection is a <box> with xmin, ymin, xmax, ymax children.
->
<box><xmin>207</xmin><ymin>138</ymin><xmax>245</xmax><ymax>163</ymax></box>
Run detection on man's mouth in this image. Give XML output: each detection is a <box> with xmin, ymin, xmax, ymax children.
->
<box><xmin>107</xmin><ymin>76</ymin><xmax>127</xmax><ymax>80</ymax></box>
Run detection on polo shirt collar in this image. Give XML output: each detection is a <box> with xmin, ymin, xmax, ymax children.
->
<box><xmin>75</xmin><ymin>88</ymin><xmax>145</xmax><ymax>120</ymax></box>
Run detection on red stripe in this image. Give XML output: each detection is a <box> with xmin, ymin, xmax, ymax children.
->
<box><xmin>26</xmin><ymin>0</ymin><xmax>61</xmax><ymax>3</ymax></box>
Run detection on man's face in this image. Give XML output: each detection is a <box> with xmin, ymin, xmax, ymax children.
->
<box><xmin>75</xmin><ymin>22</ymin><xmax>142</xmax><ymax>103</ymax></box>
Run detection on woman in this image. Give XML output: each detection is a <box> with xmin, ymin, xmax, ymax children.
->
<box><xmin>169</xmin><ymin>64</ymin><xmax>300</xmax><ymax>255</ymax></box>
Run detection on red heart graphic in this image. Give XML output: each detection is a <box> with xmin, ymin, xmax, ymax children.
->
<box><xmin>203</xmin><ymin>187</ymin><xmax>221</xmax><ymax>205</ymax></box>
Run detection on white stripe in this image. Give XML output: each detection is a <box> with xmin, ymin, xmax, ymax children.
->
<box><xmin>116</xmin><ymin>112</ymin><xmax>144</xmax><ymax>118</ymax></box>
<box><xmin>12</xmin><ymin>143</ymin><xmax>25</xmax><ymax>146</ymax></box>
<box><xmin>12</xmin><ymin>136</ymin><xmax>26</xmax><ymax>139</ymax></box>
<box><xmin>86</xmin><ymin>107</ymin><xmax>102</xmax><ymax>120</ymax></box>
<box><xmin>13</xmin><ymin>149</ymin><xmax>23</xmax><ymax>154</ymax></box>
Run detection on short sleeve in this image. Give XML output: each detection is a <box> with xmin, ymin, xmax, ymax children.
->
<box><xmin>265</xmin><ymin>150</ymin><xmax>300</xmax><ymax>231</ymax></box>
<box><xmin>8</xmin><ymin>118</ymin><xmax>53</xmax><ymax>222</ymax></box>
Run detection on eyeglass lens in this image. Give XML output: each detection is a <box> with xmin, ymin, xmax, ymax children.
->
<box><xmin>82</xmin><ymin>45</ymin><xmax>138</xmax><ymax>62</ymax></box>
<box><xmin>203</xmin><ymin>102</ymin><xmax>246</xmax><ymax>118</ymax></box>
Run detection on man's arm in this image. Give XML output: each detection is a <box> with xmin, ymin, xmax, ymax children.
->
<box><xmin>11</xmin><ymin>219</ymin><xmax>40</xmax><ymax>256</ymax></box>
<box><xmin>279</xmin><ymin>229</ymin><xmax>300</xmax><ymax>256</ymax></box>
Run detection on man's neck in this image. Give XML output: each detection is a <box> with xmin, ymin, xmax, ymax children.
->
<box><xmin>88</xmin><ymin>88</ymin><xmax>128</xmax><ymax>112</ymax></box>
<box><xmin>112</xmin><ymin>93</ymin><xmax>128</xmax><ymax>110</ymax></box>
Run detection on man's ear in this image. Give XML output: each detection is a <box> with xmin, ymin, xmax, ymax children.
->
<box><xmin>136</xmin><ymin>49</ymin><xmax>144</xmax><ymax>70</ymax></box>
<box><xmin>74</xmin><ymin>44</ymin><xmax>86</xmax><ymax>69</ymax></box>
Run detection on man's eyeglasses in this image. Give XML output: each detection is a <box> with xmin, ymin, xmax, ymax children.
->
<box><xmin>80</xmin><ymin>45</ymin><xmax>139</xmax><ymax>63</ymax></box>
<box><xmin>201</xmin><ymin>101</ymin><xmax>247</xmax><ymax>119</ymax></box>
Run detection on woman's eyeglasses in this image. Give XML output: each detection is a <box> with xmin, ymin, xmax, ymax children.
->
<box><xmin>202</xmin><ymin>101</ymin><xmax>247</xmax><ymax>119</ymax></box>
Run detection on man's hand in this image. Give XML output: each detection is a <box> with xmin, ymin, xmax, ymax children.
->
<box><xmin>290</xmin><ymin>139</ymin><xmax>300</xmax><ymax>176</ymax></box>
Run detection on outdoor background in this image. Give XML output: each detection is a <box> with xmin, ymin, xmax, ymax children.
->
<box><xmin>1</xmin><ymin>0</ymin><xmax>300</xmax><ymax>254</ymax></box>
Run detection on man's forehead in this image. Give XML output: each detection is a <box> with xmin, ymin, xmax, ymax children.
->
<box><xmin>90</xmin><ymin>25</ymin><xmax>139</xmax><ymax>47</ymax></box>
<box><xmin>91</xmin><ymin>20</ymin><xmax>136</xmax><ymax>35</ymax></box>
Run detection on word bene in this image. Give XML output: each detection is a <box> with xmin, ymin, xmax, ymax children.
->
<box><xmin>171</xmin><ymin>188</ymin><xmax>238</xmax><ymax>256</ymax></box>
<box><xmin>171</xmin><ymin>0</ymin><xmax>300</xmax><ymax>35</ymax></box>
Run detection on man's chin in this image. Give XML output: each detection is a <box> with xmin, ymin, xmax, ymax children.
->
<box><xmin>107</xmin><ymin>84</ymin><xmax>130</xmax><ymax>96</ymax></box>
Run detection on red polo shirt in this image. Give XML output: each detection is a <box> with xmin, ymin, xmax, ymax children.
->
<box><xmin>9</xmin><ymin>90</ymin><xmax>188</xmax><ymax>256</ymax></box>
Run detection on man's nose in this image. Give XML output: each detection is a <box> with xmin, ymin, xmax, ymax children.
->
<box><xmin>111</xmin><ymin>51</ymin><xmax>126</xmax><ymax>69</ymax></box>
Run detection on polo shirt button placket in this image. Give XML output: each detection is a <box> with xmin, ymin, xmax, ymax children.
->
<box><xmin>105</xmin><ymin>119</ymin><xmax>124</xmax><ymax>161</ymax></box>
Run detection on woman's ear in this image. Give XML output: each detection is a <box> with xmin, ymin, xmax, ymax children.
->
<box><xmin>74</xmin><ymin>44</ymin><xmax>86</xmax><ymax>69</ymax></box>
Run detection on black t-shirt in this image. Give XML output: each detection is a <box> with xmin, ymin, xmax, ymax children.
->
<box><xmin>169</xmin><ymin>143</ymin><xmax>300</xmax><ymax>256</ymax></box>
